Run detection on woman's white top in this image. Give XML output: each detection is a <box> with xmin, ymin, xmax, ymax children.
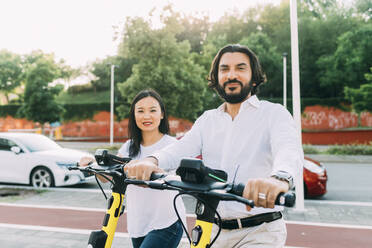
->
<box><xmin>118</xmin><ymin>134</ymin><xmax>186</xmax><ymax>238</ymax></box>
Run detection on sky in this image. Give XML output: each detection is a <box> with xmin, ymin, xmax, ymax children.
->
<box><xmin>0</xmin><ymin>0</ymin><xmax>276</xmax><ymax>68</ymax></box>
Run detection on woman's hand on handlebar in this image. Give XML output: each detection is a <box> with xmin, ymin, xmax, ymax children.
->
<box><xmin>124</xmin><ymin>157</ymin><xmax>164</xmax><ymax>181</ymax></box>
<box><xmin>79</xmin><ymin>157</ymin><xmax>95</xmax><ymax>167</ymax></box>
<box><xmin>243</xmin><ymin>177</ymin><xmax>289</xmax><ymax>210</ymax></box>
<box><xmin>78</xmin><ymin>156</ymin><xmax>112</xmax><ymax>182</ymax></box>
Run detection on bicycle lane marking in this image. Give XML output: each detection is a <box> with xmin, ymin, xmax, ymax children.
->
<box><xmin>0</xmin><ymin>224</ymin><xmax>305</xmax><ymax>248</ymax></box>
<box><xmin>1</xmin><ymin>203</ymin><xmax>371</xmax><ymax>248</ymax></box>
<box><xmin>286</xmin><ymin>221</ymin><xmax>372</xmax><ymax>248</ymax></box>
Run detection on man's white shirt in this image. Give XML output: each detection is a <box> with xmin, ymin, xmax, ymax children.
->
<box><xmin>153</xmin><ymin>95</ymin><xmax>304</xmax><ymax>219</ymax></box>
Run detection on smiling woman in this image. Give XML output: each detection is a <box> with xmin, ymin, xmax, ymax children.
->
<box><xmin>101</xmin><ymin>88</ymin><xmax>186</xmax><ymax>248</ymax></box>
<box><xmin>127</xmin><ymin>89</ymin><xmax>169</xmax><ymax>158</ymax></box>
<box><xmin>134</xmin><ymin>97</ymin><xmax>164</xmax><ymax>136</ymax></box>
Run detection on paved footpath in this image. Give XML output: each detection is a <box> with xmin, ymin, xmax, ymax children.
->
<box><xmin>1</xmin><ymin>187</ymin><xmax>372</xmax><ymax>248</ymax></box>
<box><xmin>1</xmin><ymin>143</ymin><xmax>372</xmax><ymax>247</ymax></box>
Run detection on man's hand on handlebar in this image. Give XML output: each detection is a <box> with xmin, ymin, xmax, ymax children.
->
<box><xmin>124</xmin><ymin>157</ymin><xmax>164</xmax><ymax>181</ymax></box>
<box><xmin>243</xmin><ymin>177</ymin><xmax>289</xmax><ymax>210</ymax></box>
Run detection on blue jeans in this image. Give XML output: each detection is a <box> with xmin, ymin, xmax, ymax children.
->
<box><xmin>131</xmin><ymin>220</ymin><xmax>183</xmax><ymax>248</ymax></box>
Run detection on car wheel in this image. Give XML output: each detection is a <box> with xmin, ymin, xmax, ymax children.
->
<box><xmin>30</xmin><ymin>167</ymin><xmax>55</xmax><ymax>188</ymax></box>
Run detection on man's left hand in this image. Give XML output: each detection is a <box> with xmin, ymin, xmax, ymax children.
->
<box><xmin>243</xmin><ymin>177</ymin><xmax>289</xmax><ymax>210</ymax></box>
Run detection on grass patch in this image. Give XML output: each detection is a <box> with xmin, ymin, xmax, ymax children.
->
<box><xmin>0</xmin><ymin>188</ymin><xmax>44</xmax><ymax>202</ymax></box>
<box><xmin>325</xmin><ymin>145</ymin><xmax>372</xmax><ymax>155</ymax></box>
<box><xmin>56</xmin><ymin>90</ymin><xmax>110</xmax><ymax>104</ymax></box>
<box><xmin>303</xmin><ymin>145</ymin><xmax>321</xmax><ymax>154</ymax></box>
<box><xmin>303</xmin><ymin>144</ymin><xmax>372</xmax><ymax>155</ymax></box>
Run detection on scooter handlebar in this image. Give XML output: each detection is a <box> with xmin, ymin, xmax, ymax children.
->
<box><xmin>229</xmin><ymin>183</ymin><xmax>296</xmax><ymax>207</ymax></box>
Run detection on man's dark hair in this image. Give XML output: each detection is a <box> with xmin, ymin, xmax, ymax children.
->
<box><xmin>208</xmin><ymin>44</ymin><xmax>267</xmax><ymax>96</ymax></box>
<box><xmin>128</xmin><ymin>89</ymin><xmax>169</xmax><ymax>157</ymax></box>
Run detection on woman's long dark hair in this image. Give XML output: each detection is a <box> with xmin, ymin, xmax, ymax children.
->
<box><xmin>208</xmin><ymin>44</ymin><xmax>267</xmax><ymax>96</ymax></box>
<box><xmin>128</xmin><ymin>89</ymin><xmax>170</xmax><ymax>157</ymax></box>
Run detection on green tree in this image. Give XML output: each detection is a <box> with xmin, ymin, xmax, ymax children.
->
<box><xmin>344</xmin><ymin>67</ymin><xmax>372</xmax><ymax>114</ymax></box>
<box><xmin>258</xmin><ymin>0</ymin><xmax>290</xmax><ymax>53</ymax></box>
<box><xmin>300</xmin><ymin>0</ymin><xmax>338</xmax><ymax>19</ymax></box>
<box><xmin>18</xmin><ymin>51</ymin><xmax>65</xmax><ymax>124</ymax></box>
<box><xmin>239</xmin><ymin>33</ymin><xmax>282</xmax><ymax>98</ymax></box>
<box><xmin>90</xmin><ymin>56</ymin><xmax>135</xmax><ymax>92</ymax></box>
<box><xmin>317</xmin><ymin>24</ymin><xmax>372</xmax><ymax>97</ymax></box>
<box><xmin>157</xmin><ymin>4</ymin><xmax>211</xmax><ymax>54</ymax></box>
<box><xmin>354</xmin><ymin>0</ymin><xmax>372</xmax><ymax>20</ymax></box>
<box><xmin>174</xmin><ymin>14</ymin><xmax>210</xmax><ymax>53</ymax></box>
<box><xmin>59</xmin><ymin>62</ymin><xmax>82</xmax><ymax>89</ymax></box>
<box><xmin>0</xmin><ymin>50</ymin><xmax>23</xmax><ymax>103</ymax></box>
<box><xmin>298</xmin><ymin>12</ymin><xmax>357</xmax><ymax>97</ymax></box>
<box><xmin>116</xmin><ymin>17</ymin><xmax>205</xmax><ymax>120</ymax></box>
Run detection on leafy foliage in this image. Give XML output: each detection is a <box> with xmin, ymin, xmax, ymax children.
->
<box><xmin>239</xmin><ymin>33</ymin><xmax>282</xmax><ymax>97</ymax></box>
<box><xmin>344</xmin><ymin>68</ymin><xmax>372</xmax><ymax>113</ymax></box>
<box><xmin>325</xmin><ymin>144</ymin><xmax>372</xmax><ymax>155</ymax></box>
<box><xmin>57</xmin><ymin>89</ymin><xmax>110</xmax><ymax>104</ymax></box>
<box><xmin>116</xmin><ymin>16</ymin><xmax>206</xmax><ymax>120</ymax></box>
<box><xmin>1</xmin><ymin>1</ymin><xmax>372</xmax><ymax>124</ymax></box>
<box><xmin>0</xmin><ymin>50</ymin><xmax>23</xmax><ymax>102</ymax></box>
<box><xmin>317</xmin><ymin>24</ymin><xmax>372</xmax><ymax>97</ymax></box>
<box><xmin>90</xmin><ymin>56</ymin><xmax>135</xmax><ymax>92</ymax></box>
<box><xmin>17</xmin><ymin>51</ymin><xmax>65</xmax><ymax>124</ymax></box>
<box><xmin>303</xmin><ymin>144</ymin><xmax>372</xmax><ymax>155</ymax></box>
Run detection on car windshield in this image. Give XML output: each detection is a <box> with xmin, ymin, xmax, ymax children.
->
<box><xmin>16</xmin><ymin>135</ymin><xmax>61</xmax><ymax>152</ymax></box>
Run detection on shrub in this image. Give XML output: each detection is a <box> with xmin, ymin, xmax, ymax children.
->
<box><xmin>0</xmin><ymin>104</ymin><xmax>21</xmax><ymax>117</ymax></box>
<box><xmin>325</xmin><ymin>145</ymin><xmax>372</xmax><ymax>155</ymax></box>
<box><xmin>67</xmin><ymin>84</ymin><xmax>94</xmax><ymax>94</ymax></box>
<box><xmin>303</xmin><ymin>145</ymin><xmax>320</xmax><ymax>154</ymax></box>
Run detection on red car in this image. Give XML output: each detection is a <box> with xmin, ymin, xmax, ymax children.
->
<box><xmin>177</xmin><ymin>136</ymin><xmax>327</xmax><ymax>198</ymax></box>
<box><xmin>303</xmin><ymin>157</ymin><xmax>327</xmax><ymax>198</ymax></box>
<box><xmin>193</xmin><ymin>155</ymin><xmax>327</xmax><ymax>198</ymax></box>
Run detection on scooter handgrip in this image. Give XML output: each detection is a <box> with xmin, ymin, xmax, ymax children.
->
<box><xmin>230</xmin><ymin>183</ymin><xmax>245</xmax><ymax>197</ymax></box>
<box><xmin>275</xmin><ymin>192</ymin><xmax>296</xmax><ymax>207</ymax></box>
<box><xmin>150</xmin><ymin>173</ymin><xmax>166</xmax><ymax>181</ymax></box>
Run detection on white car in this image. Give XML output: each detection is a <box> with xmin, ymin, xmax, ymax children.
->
<box><xmin>0</xmin><ymin>132</ymin><xmax>94</xmax><ymax>188</ymax></box>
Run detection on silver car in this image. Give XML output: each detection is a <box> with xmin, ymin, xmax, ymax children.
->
<box><xmin>0</xmin><ymin>132</ymin><xmax>94</xmax><ymax>187</ymax></box>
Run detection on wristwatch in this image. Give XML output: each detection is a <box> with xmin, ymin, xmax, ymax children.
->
<box><xmin>271</xmin><ymin>171</ymin><xmax>294</xmax><ymax>190</ymax></box>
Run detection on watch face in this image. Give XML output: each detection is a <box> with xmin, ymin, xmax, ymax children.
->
<box><xmin>277</xmin><ymin>171</ymin><xmax>291</xmax><ymax>180</ymax></box>
<box><xmin>273</xmin><ymin>171</ymin><xmax>294</xmax><ymax>189</ymax></box>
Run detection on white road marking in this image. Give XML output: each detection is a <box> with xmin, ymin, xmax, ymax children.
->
<box><xmin>0</xmin><ymin>202</ymin><xmax>105</xmax><ymax>212</ymax></box>
<box><xmin>286</xmin><ymin>220</ymin><xmax>372</xmax><ymax>230</ymax></box>
<box><xmin>306</xmin><ymin>199</ymin><xmax>372</xmax><ymax>207</ymax></box>
<box><xmin>0</xmin><ymin>223</ymin><xmax>305</xmax><ymax>247</ymax></box>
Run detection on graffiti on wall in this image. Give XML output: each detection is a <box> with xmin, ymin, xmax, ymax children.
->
<box><xmin>302</xmin><ymin>105</ymin><xmax>372</xmax><ymax>130</ymax></box>
<box><xmin>361</xmin><ymin>112</ymin><xmax>372</xmax><ymax>127</ymax></box>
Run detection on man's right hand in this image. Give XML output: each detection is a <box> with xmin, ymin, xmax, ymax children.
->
<box><xmin>124</xmin><ymin>157</ymin><xmax>163</xmax><ymax>181</ymax></box>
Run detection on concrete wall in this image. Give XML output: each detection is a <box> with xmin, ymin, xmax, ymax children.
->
<box><xmin>1</xmin><ymin>107</ymin><xmax>371</xmax><ymax>145</ymax></box>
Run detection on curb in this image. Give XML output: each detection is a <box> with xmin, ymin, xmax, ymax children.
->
<box><xmin>306</xmin><ymin>154</ymin><xmax>372</xmax><ymax>163</ymax></box>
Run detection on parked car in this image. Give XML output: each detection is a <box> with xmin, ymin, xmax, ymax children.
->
<box><xmin>192</xmin><ymin>154</ymin><xmax>327</xmax><ymax>198</ymax></box>
<box><xmin>0</xmin><ymin>132</ymin><xmax>94</xmax><ymax>188</ymax></box>
<box><xmin>193</xmin><ymin>155</ymin><xmax>328</xmax><ymax>198</ymax></box>
<box><xmin>303</xmin><ymin>156</ymin><xmax>327</xmax><ymax>198</ymax></box>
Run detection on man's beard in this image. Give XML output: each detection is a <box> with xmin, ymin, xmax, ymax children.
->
<box><xmin>216</xmin><ymin>80</ymin><xmax>251</xmax><ymax>104</ymax></box>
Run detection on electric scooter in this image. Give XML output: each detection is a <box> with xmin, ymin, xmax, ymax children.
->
<box><xmin>70</xmin><ymin>149</ymin><xmax>295</xmax><ymax>248</ymax></box>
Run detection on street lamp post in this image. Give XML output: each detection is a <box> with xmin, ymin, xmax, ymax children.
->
<box><xmin>283</xmin><ymin>53</ymin><xmax>288</xmax><ymax>109</ymax></box>
<box><xmin>290</xmin><ymin>0</ymin><xmax>305</xmax><ymax>211</ymax></box>
<box><xmin>110</xmin><ymin>64</ymin><xmax>118</xmax><ymax>146</ymax></box>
